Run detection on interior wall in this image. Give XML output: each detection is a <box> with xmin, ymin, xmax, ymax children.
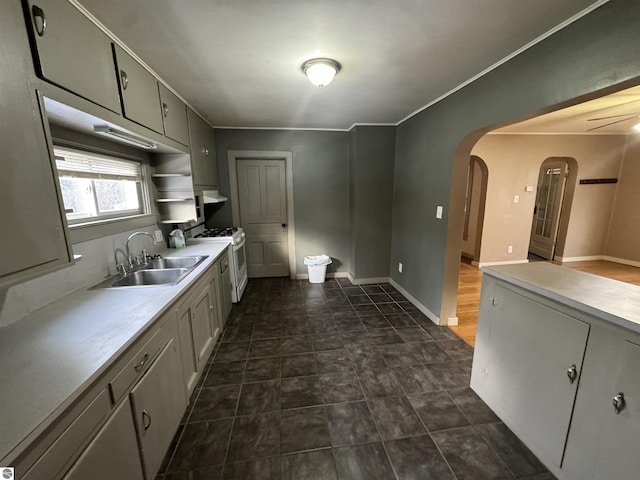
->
<box><xmin>349</xmin><ymin>126</ymin><xmax>396</xmax><ymax>280</ymax></box>
<box><xmin>470</xmin><ymin>134</ymin><xmax>626</xmax><ymax>264</ymax></box>
<box><xmin>605</xmin><ymin>135</ymin><xmax>640</xmax><ymax>261</ymax></box>
<box><xmin>210</xmin><ymin>129</ymin><xmax>350</xmax><ymax>274</ymax></box>
<box><xmin>391</xmin><ymin>0</ymin><xmax>640</xmax><ymax>324</ymax></box>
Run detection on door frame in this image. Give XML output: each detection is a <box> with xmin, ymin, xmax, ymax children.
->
<box><xmin>227</xmin><ymin>150</ymin><xmax>296</xmax><ymax>279</ymax></box>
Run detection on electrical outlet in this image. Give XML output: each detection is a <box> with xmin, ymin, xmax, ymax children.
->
<box><xmin>398</xmin><ymin>262</ymin><xmax>403</xmax><ymax>273</ymax></box>
<box><xmin>514</xmin><ymin>195</ymin><xmax>519</xmax><ymax>204</ymax></box>
<box><xmin>154</xmin><ymin>229</ymin><xmax>164</xmax><ymax>243</ymax></box>
<box><xmin>507</xmin><ymin>245</ymin><xmax>513</xmax><ymax>254</ymax></box>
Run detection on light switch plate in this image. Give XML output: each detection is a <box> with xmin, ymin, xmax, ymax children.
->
<box><xmin>436</xmin><ymin>205</ymin><xmax>443</xmax><ymax>219</ymax></box>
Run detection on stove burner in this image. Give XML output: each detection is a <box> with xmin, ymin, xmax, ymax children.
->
<box><xmin>194</xmin><ymin>227</ymin><xmax>239</xmax><ymax>238</ymax></box>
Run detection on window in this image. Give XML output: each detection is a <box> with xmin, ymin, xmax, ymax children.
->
<box><xmin>54</xmin><ymin>147</ymin><xmax>147</xmax><ymax>225</ymax></box>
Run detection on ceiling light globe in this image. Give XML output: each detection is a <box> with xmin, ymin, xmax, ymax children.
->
<box><xmin>302</xmin><ymin>58</ymin><xmax>341</xmax><ymax>88</ymax></box>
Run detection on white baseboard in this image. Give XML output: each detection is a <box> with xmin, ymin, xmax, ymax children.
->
<box><xmin>389</xmin><ymin>279</ymin><xmax>441</xmax><ymax>326</ymax></box>
<box><xmin>556</xmin><ymin>255</ymin><xmax>604</xmax><ymax>263</ymax></box>
<box><xmin>348</xmin><ymin>275</ymin><xmax>391</xmax><ymax>285</ymax></box>
<box><xmin>558</xmin><ymin>255</ymin><xmax>640</xmax><ymax>268</ymax></box>
<box><xmin>295</xmin><ymin>271</ymin><xmax>349</xmax><ymax>280</ymax></box>
<box><xmin>476</xmin><ymin>259</ymin><xmax>529</xmax><ymax>267</ymax></box>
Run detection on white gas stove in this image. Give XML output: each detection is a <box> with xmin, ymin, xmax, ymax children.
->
<box><xmin>188</xmin><ymin>224</ymin><xmax>247</xmax><ymax>302</ymax></box>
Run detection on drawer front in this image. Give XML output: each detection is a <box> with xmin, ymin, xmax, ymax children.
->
<box><xmin>23</xmin><ymin>389</ymin><xmax>111</xmax><ymax>480</ymax></box>
<box><xmin>109</xmin><ymin>320</ymin><xmax>172</xmax><ymax>404</ymax></box>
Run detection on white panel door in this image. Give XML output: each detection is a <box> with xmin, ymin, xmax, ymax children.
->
<box><xmin>237</xmin><ymin>159</ymin><xmax>288</xmax><ymax>277</ymax></box>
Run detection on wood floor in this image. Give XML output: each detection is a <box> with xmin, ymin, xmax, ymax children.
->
<box><xmin>449</xmin><ymin>258</ymin><xmax>640</xmax><ymax>347</ymax></box>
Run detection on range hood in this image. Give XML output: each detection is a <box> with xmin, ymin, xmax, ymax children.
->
<box><xmin>202</xmin><ymin>190</ymin><xmax>228</xmax><ymax>204</ymax></box>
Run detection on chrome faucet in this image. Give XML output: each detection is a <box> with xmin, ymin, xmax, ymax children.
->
<box><xmin>125</xmin><ymin>231</ymin><xmax>160</xmax><ymax>268</ymax></box>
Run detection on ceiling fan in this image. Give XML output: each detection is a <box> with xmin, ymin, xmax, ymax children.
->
<box><xmin>587</xmin><ymin>112</ymin><xmax>640</xmax><ymax>131</ymax></box>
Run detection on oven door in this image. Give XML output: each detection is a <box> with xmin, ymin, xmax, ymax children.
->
<box><xmin>231</xmin><ymin>237</ymin><xmax>248</xmax><ymax>302</ymax></box>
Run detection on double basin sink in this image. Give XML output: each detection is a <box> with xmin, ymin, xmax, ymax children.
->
<box><xmin>94</xmin><ymin>256</ymin><xmax>208</xmax><ymax>288</ymax></box>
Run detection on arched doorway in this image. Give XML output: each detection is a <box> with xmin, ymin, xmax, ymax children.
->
<box><xmin>461</xmin><ymin>155</ymin><xmax>488</xmax><ymax>264</ymax></box>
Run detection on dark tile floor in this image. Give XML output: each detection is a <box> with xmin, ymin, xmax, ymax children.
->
<box><xmin>156</xmin><ymin>278</ymin><xmax>555</xmax><ymax>480</ymax></box>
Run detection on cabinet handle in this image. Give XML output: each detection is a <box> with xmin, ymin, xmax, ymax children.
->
<box><xmin>32</xmin><ymin>5</ymin><xmax>47</xmax><ymax>36</ymax></box>
<box><xmin>162</xmin><ymin>102</ymin><xmax>169</xmax><ymax>117</ymax></box>
<box><xmin>134</xmin><ymin>353</ymin><xmax>149</xmax><ymax>372</ymax></box>
<box><xmin>490</xmin><ymin>297</ymin><xmax>498</xmax><ymax>306</ymax></box>
<box><xmin>120</xmin><ymin>70</ymin><xmax>129</xmax><ymax>90</ymax></box>
<box><xmin>142</xmin><ymin>409</ymin><xmax>152</xmax><ymax>433</ymax></box>
<box><xmin>566</xmin><ymin>364</ymin><xmax>577</xmax><ymax>384</ymax></box>
<box><xmin>613</xmin><ymin>392</ymin><xmax>626</xmax><ymax>414</ymax></box>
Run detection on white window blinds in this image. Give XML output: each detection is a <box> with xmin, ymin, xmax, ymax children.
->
<box><xmin>55</xmin><ymin>147</ymin><xmax>142</xmax><ymax>181</ymax></box>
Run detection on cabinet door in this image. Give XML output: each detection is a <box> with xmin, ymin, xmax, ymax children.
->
<box><xmin>476</xmin><ymin>284</ymin><xmax>589</xmax><ymax>467</ymax></box>
<box><xmin>1</xmin><ymin>0</ymin><xmax>70</xmax><ymax>287</ymax></box>
<box><xmin>24</xmin><ymin>0</ymin><xmax>120</xmax><ymax>112</ymax></box>
<box><xmin>187</xmin><ymin>108</ymin><xmax>218</xmax><ymax>187</ymax></box>
<box><xmin>159</xmin><ymin>83</ymin><xmax>190</xmax><ymax>146</ymax></box>
<box><xmin>63</xmin><ymin>400</ymin><xmax>143</xmax><ymax>480</ymax></box>
<box><xmin>130</xmin><ymin>339</ymin><xmax>186</xmax><ymax>479</ymax></box>
<box><xmin>588</xmin><ymin>340</ymin><xmax>640</xmax><ymax>479</ymax></box>
<box><xmin>113</xmin><ymin>45</ymin><xmax>164</xmax><ymax>134</ymax></box>
<box><xmin>221</xmin><ymin>261</ymin><xmax>233</xmax><ymax>323</ymax></box>
<box><xmin>191</xmin><ymin>283</ymin><xmax>216</xmax><ymax>369</ymax></box>
<box><xmin>177</xmin><ymin>304</ymin><xmax>198</xmax><ymax>396</ymax></box>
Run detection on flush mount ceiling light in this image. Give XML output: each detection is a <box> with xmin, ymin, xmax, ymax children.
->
<box><xmin>301</xmin><ymin>58</ymin><xmax>341</xmax><ymax>88</ymax></box>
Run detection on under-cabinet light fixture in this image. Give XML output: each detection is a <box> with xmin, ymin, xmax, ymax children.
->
<box><xmin>633</xmin><ymin>122</ymin><xmax>640</xmax><ymax>133</ymax></box>
<box><xmin>301</xmin><ymin>58</ymin><xmax>341</xmax><ymax>88</ymax></box>
<box><xmin>93</xmin><ymin>125</ymin><xmax>157</xmax><ymax>150</ymax></box>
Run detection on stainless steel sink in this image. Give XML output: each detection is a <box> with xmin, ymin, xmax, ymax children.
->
<box><xmin>91</xmin><ymin>255</ymin><xmax>209</xmax><ymax>289</ymax></box>
<box><xmin>145</xmin><ymin>256</ymin><xmax>207</xmax><ymax>270</ymax></box>
<box><xmin>111</xmin><ymin>268</ymin><xmax>189</xmax><ymax>287</ymax></box>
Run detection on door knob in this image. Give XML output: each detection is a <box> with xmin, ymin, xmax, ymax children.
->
<box><xmin>282</xmin><ymin>223</ymin><xmax>287</xmax><ymax>229</ymax></box>
<box><xmin>613</xmin><ymin>392</ymin><xmax>626</xmax><ymax>414</ymax></box>
<box><xmin>566</xmin><ymin>364</ymin><xmax>577</xmax><ymax>384</ymax></box>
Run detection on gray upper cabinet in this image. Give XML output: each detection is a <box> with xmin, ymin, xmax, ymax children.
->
<box><xmin>1</xmin><ymin>0</ymin><xmax>71</xmax><ymax>288</ymax></box>
<box><xmin>24</xmin><ymin>0</ymin><xmax>120</xmax><ymax>113</ymax></box>
<box><xmin>113</xmin><ymin>45</ymin><xmax>164</xmax><ymax>134</ymax></box>
<box><xmin>187</xmin><ymin>108</ymin><xmax>218</xmax><ymax>187</ymax></box>
<box><xmin>159</xmin><ymin>84</ymin><xmax>190</xmax><ymax>146</ymax></box>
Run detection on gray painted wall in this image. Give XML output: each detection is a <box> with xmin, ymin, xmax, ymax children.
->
<box><xmin>349</xmin><ymin>126</ymin><xmax>396</xmax><ymax>280</ymax></box>
<box><xmin>391</xmin><ymin>0</ymin><xmax>640</xmax><ymax>321</ymax></box>
<box><xmin>208</xmin><ymin>129</ymin><xmax>350</xmax><ymax>274</ymax></box>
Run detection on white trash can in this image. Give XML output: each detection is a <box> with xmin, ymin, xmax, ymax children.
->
<box><xmin>304</xmin><ymin>255</ymin><xmax>332</xmax><ymax>283</ymax></box>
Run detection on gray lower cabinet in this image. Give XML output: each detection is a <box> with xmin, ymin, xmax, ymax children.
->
<box><xmin>23</xmin><ymin>0</ymin><xmax>121</xmax><ymax>113</ymax></box>
<box><xmin>114</xmin><ymin>45</ymin><xmax>164</xmax><ymax>134</ymax></box>
<box><xmin>562</xmin><ymin>331</ymin><xmax>640</xmax><ymax>480</ymax></box>
<box><xmin>472</xmin><ymin>269</ymin><xmax>640</xmax><ymax>480</ymax></box>
<box><xmin>1</xmin><ymin>0</ymin><xmax>71</xmax><ymax>288</ymax></box>
<box><xmin>177</xmin><ymin>269</ymin><xmax>220</xmax><ymax>396</ymax></box>
<box><xmin>187</xmin><ymin>108</ymin><xmax>218</xmax><ymax>187</ymax></box>
<box><xmin>62</xmin><ymin>400</ymin><xmax>143</xmax><ymax>480</ymax></box>
<box><xmin>159</xmin><ymin>83</ymin><xmax>190</xmax><ymax>146</ymax></box>
<box><xmin>472</xmin><ymin>283</ymin><xmax>589</xmax><ymax>467</ymax></box>
<box><xmin>129</xmin><ymin>338</ymin><xmax>186</xmax><ymax>479</ymax></box>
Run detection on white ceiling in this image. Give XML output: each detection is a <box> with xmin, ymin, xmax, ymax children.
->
<box><xmin>494</xmin><ymin>85</ymin><xmax>640</xmax><ymax>135</ymax></box>
<box><xmin>77</xmin><ymin>0</ymin><xmax>604</xmax><ymax>131</ymax></box>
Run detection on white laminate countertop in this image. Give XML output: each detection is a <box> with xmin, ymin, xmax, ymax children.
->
<box><xmin>0</xmin><ymin>242</ymin><xmax>230</xmax><ymax>464</ymax></box>
<box><xmin>483</xmin><ymin>262</ymin><xmax>640</xmax><ymax>334</ymax></box>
